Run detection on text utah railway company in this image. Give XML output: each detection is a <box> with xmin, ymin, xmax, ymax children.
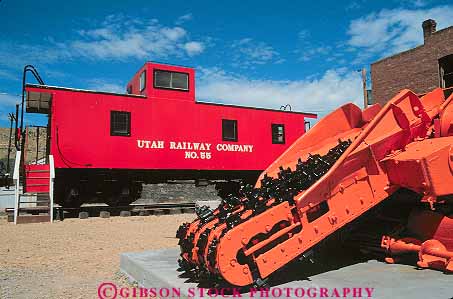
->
<box><xmin>137</xmin><ymin>140</ymin><xmax>254</xmax><ymax>160</ymax></box>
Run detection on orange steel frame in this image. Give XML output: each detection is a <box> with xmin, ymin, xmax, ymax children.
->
<box><xmin>179</xmin><ymin>88</ymin><xmax>453</xmax><ymax>286</ymax></box>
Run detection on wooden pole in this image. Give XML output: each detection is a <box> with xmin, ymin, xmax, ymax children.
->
<box><xmin>36</xmin><ymin>127</ymin><xmax>40</xmax><ymax>163</ymax></box>
<box><xmin>362</xmin><ymin>68</ymin><xmax>368</xmax><ymax>109</ymax></box>
<box><xmin>7</xmin><ymin>113</ymin><xmax>14</xmax><ymax>175</ymax></box>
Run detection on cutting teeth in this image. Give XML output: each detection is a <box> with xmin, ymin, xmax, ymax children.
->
<box><xmin>176</xmin><ymin>139</ymin><xmax>352</xmax><ymax>284</ymax></box>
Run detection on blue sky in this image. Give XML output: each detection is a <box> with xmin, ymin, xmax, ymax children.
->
<box><xmin>0</xmin><ymin>0</ymin><xmax>452</xmax><ymax>127</ymax></box>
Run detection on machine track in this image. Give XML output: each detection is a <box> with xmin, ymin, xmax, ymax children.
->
<box><xmin>177</xmin><ymin>140</ymin><xmax>352</xmax><ymax>284</ymax></box>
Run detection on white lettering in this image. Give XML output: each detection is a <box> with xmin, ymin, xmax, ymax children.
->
<box><xmin>137</xmin><ymin>140</ymin><xmax>165</xmax><ymax>150</ymax></box>
<box><xmin>184</xmin><ymin>151</ymin><xmax>199</xmax><ymax>159</ymax></box>
<box><xmin>170</xmin><ymin>142</ymin><xmax>211</xmax><ymax>151</ymax></box>
<box><xmin>216</xmin><ymin>143</ymin><xmax>254</xmax><ymax>153</ymax></box>
<box><xmin>138</xmin><ymin>140</ymin><xmax>253</xmax><ymax>156</ymax></box>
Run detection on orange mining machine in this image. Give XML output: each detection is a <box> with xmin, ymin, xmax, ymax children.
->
<box><xmin>176</xmin><ymin>88</ymin><xmax>453</xmax><ymax>287</ymax></box>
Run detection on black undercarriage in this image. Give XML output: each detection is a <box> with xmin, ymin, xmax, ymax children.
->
<box><xmin>54</xmin><ymin>168</ymin><xmax>260</xmax><ymax>207</ymax></box>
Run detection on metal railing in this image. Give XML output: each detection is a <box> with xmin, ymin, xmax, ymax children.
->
<box><xmin>13</xmin><ymin>153</ymin><xmax>55</xmax><ymax>224</ymax></box>
<box><xmin>49</xmin><ymin>155</ymin><xmax>55</xmax><ymax>223</ymax></box>
<box><xmin>13</xmin><ymin>151</ymin><xmax>21</xmax><ymax>225</ymax></box>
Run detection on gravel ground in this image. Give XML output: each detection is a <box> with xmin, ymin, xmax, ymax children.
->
<box><xmin>0</xmin><ymin>214</ymin><xmax>195</xmax><ymax>299</ymax></box>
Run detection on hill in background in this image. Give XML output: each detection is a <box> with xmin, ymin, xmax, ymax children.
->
<box><xmin>0</xmin><ymin>127</ymin><xmax>48</xmax><ymax>173</ymax></box>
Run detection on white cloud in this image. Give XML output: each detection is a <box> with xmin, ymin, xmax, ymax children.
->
<box><xmin>0</xmin><ymin>43</ymin><xmax>66</xmax><ymax>69</ymax></box>
<box><xmin>86</xmin><ymin>79</ymin><xmax>125</xmax><ymax>94</ymax></box>
<box><xmin>295</xmin><ymin>29</ymin><xmax>333</xmax><ymax>62</ymax></box>
<box><xmin>399</xmin><ymin>0</ymin><xmax>430</xmax><ymax>8</ymax></box>
<box><xmin>0</xmin><ymin>93</ymin><xmax>21</xmax><ymax>116</ymax></box>
<box><xmin>299</xmin><ymin>46</ymin><xmax>332</xmax><ymax>62</ymax></box>
<box><xmin>0</xmin><ymin>15</ymin><xmax>205</xmax><ymax>68</ymax></box>
<box><xmin>176</xmin><ymin>13</ymin><xmax>193</xmax><ymax>25</ymax></box>
<box><xmin>65</xmin><ymin>16</ymin><xmax>204</xmax><ymax>60</ymax></box>
<box><xmin>184</xmin><ymin>41</ymin><xmax>204</xmax><ymax>56</ymax></box>
<box><xmin>346</xmin><ymin>1</ymin><xmax>362</xmax><ymax>11</ymax></box>
<box><xmin>0</xmin><ymin>69</ymin><xmax>18</xmax><ymax>81</ymax></box>
<box><xmin>197</xmin><ymin>67</ymin><xmax>363</xmax><ymax>115</ymax></box>
<box><xmin>347</xmin><ymin>5</ymin><xmax>453</xmax><ymax>61</ymax></box>
<box><xmin>298</xmin><ymin>29</ymin><xmax>310</xmax><ymax>40</ymax></box>
<box><xmin>413</xmin><ymin>0</ymin><xmax>429</xmax><ymax>7</ymax></box>
<box><xmin>231</xmin><ymin>38</ymin><xmax>282</xmax><ymax>67</ymax></box>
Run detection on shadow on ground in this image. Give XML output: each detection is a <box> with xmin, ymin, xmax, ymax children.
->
<box><xmin>178</xmin><ymin>250</ymin><xmax>372</xmax><ymax>294</ymax></box>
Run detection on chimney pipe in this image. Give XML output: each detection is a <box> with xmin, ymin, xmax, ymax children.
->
<box><xmin>422</xmin><ymin>19</ymin><xmax>437</xmax><ymax>43</ymax></box>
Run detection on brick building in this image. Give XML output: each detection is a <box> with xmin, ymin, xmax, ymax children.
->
<box><xmin>371</xmin><ymin>19</ymin><xmax>453</xmax><ymax>106</ymax></box>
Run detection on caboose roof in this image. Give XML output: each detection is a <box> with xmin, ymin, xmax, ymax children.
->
<box><xmin>196</xmin><ymin>101</ymin><xmax>317</xmax><ymax>117</ymax></box>
<box><xmin>26</xmin><ymin>83</ymin><xmax>317</xmax><ymax>117</ymax></box>
<box><xmin>26</xmin><ymin>84</ymin><xmax>146</xmax><ymax>98</ymax></box>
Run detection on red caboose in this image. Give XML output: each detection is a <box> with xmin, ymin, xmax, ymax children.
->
<box><xmin>22</xmin><ymin>62</ymin><xmax>316</xmax><ymax>206</ymax></box>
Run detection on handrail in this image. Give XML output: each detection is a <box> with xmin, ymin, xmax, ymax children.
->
<box><xmin>13</xmin><ymin>151</ymin><xmax>21</xmax><ymax>224</ymax></box>
<box><xmin>49</xmin><ymin>155</ymin><xmax>55</xmax><ymax>223</ymax></box>
<box><xmin>49</xmin><ymin>155</ymin><xmax>55</xmax><ymax>179</ymax></box>
<box><xmin>13</xmin><ymin>151</ymin><xmax>21</xmax><ymax>181</ymax></box>
<box><xmin>19</xmin><ymin>65</ymin><xmax>45</xmax><ymax>150</ymax></box>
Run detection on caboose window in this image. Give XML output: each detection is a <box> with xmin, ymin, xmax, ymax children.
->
<box><xmin>110</xmin><ymin>111</ymin><xmax>131</xmax><ymax>137</ymax></box>
<box><xmin>139</xmin><ymin>71</ymin><xmax>146</xmax><ymax>92</ymax></box>
<box><xmin>154</xmin><ymin>70</ymin><xmax>189</xmax><ymax>91</ymax></box>
<box><xmin>222</xmin><ymin>119</ymin><xmax>237</xmax><ymax>141</ymax></box>
<box><xmin>272</xmin><ymin>124</ymin><xmax>285</xmax><ymax>144</ymax></box>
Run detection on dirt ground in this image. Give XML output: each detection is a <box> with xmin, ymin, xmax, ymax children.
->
<box><xmin>0</xmin><ymin>214</ymin><xmax>195</xmax><ymax>299</ymax></box>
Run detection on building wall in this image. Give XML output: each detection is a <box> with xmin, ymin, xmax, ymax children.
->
<box><xmin>371</xmin><ymin>26</ymin><xmax>453</xmax><ymax>106</ymax></box>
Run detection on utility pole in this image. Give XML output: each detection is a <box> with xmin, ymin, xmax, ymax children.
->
<box><xmin>361</xmin><ymin>68</ymin><xmax>368</xmax><ymax>109</ymax></box>
<box><xmin>6</xmin><ymin>112</ymin><xmax>16</xmax><ymax>188</ymax></box>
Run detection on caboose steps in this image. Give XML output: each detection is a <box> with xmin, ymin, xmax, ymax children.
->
<box><xmin>24</xmin><ymin>164</ymin><xmax>50</xmax><ymax>193</ymax></box>
<box><xmin>13</xmin><ymin>152</ymin><xmax>55</xmax><ymax>224</ymax></box>
<box><xmin>24</xmin><ymin>184</ymin><xmax>50</xmax><ymax>193</ymax></box>
<box><xmin>14</xmin><ymin>193</ymin><xmax>52</xmax><ymax>224</ymax></box>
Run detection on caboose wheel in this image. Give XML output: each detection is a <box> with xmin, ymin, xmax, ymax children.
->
<box><xmin>63</xmin><ymin>187</ymin><xmax>82</xmax><ymax>208</ymax></box>
<box><xmin>106</xmin><ymin>185</ymin><xmax>135</xmax><ymax>206</ymax></box>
